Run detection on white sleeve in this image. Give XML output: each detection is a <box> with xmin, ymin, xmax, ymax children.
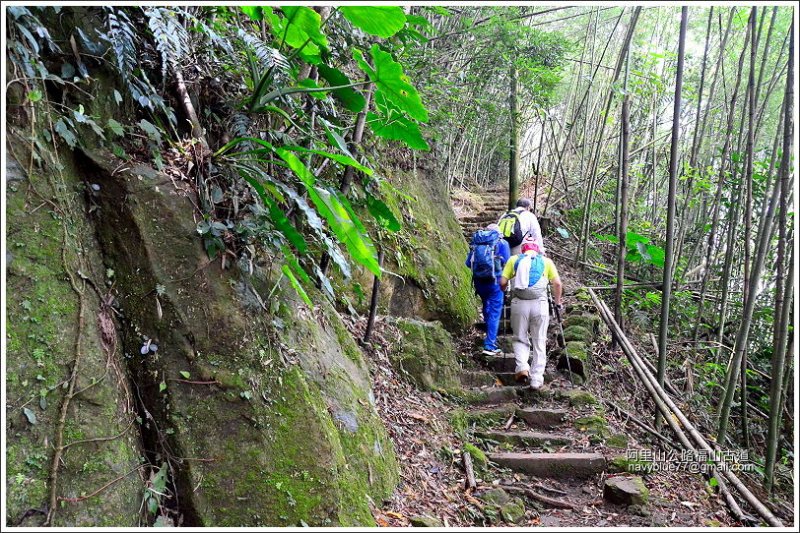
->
<box><xmin>530</xmin><ymin>215</ymin><xmax>545</xmax><ymax>254</ymax></box>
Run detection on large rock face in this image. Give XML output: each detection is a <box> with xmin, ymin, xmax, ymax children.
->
<box><xmin>351</xmin><ymin>164</ymin><xmax>478</xmax><ymax>332</ymax></box>
<box><xmin>6</xmin><ymin>142</ymin><xmax>398</xmax><ymax>526</ymax></box>
<box><xmin>387</xmin><ymin>318</ymin><xmax>461</xmax><ymax>392</ymax></box>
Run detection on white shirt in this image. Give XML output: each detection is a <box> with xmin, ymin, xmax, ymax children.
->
<box><xmin>500</xmin><ymin>207</ymin><xmax>545</xmax><ymax>255</ymax></box>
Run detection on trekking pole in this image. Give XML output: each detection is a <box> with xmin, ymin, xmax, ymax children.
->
<box><xmin>548</xmin><ymin>287</ymin><xmax>574</xmax><ymax>386</ymax></box>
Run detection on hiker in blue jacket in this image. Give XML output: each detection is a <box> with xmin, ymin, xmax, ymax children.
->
<box><xmin>466</xmin><ymin>223</ymin><xmax>510</xmax><ymax>355</ymax></box>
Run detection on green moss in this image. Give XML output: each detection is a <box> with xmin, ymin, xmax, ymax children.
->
<box><xmin>563</xmin><ymin>325</ymin><xmax>592</xmax><ymax>343</ymax></box>
<box><xmin>606</xmin><ymin>433</ymin><xmax>629</xmax><ymax>449</ymax></box>
<box><xmin>565</xmin><ymin>341</ymin><xmax>589</xmax><ymax>362</ymax></box>
<box><xmin>388</xmin><ymin>318</ymin><xmax>460</xmax><ymax>391</ymax></box>
<box><xmin>563</xmin><ymin>314</ymin><xmax>601</xmax><ymax>333</ymax></box>
<box><xmin>463</xmin><ymin>443</ymin><xmax>488</xmax><ymax>468</ymax></box>
<box><xmin>561</xmin><ymin>389</ymin><xmax>598</xmax><ymax>407</ymax></box>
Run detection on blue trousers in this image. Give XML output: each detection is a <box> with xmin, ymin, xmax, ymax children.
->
<box><xmin>475</xmin><ymin>281</ymin><xmax>504</xmax><ymax>350</ymax></box>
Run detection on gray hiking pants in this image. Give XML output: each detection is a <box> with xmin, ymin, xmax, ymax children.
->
<box><xmin>510</xmin><ymin>297</ymin><xmax>549</xmax><ymax>383</ymax></box>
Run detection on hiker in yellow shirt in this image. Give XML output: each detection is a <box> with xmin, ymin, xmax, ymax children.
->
<box><xmin>499</xmin><ymin>238</ymin><xmax>563</xmax><ymax>389</ymax></box>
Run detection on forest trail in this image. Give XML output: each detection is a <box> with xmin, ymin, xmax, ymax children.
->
<box><xmin>442</xmin><ymin>187</ymin><xmax>738</xmax><ymax>527</ymax></box>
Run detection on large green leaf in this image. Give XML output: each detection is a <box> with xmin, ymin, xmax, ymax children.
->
<box><xmin>241</xmin><ymin>6</ymin><xmax>262</xmax><ymax>21</ymax></box>
<box><xmin>340</xmin><ymin>6</ymin><xmax>406</xmax><ymax>38</ymax></box>
<box><xmin>366</xmin><ymin>193</ymin><xmax>401</xmax><ymax>232</ymax></box>
<box><xmin>367</xmin><ymin>110</ymin><xmax>429</xmax><ymax>150</ymax></box>
<box><xmin>316</xmin><ymin>64</ymin><xmax>365</xmax><ymax>112</ymax></box>
<box><xmin>369</xmin><ymin>90</ymin><xmax>428</xmax><ymax>150</ymax></box>
<box><xmin>277</xmin><ymin>6</ymin><xmax>327</xmax><ymax>50</ymax></box>
<box><xmin>354</xmin><ymin>44</ymin><xmax>428</xmax><ymax>122</ymax></box>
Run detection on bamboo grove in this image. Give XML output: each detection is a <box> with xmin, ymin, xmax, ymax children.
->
<box><xmin>414</xmin><ymin>6</ymin><xmax>795</xmax><ymax>498</ymax></box>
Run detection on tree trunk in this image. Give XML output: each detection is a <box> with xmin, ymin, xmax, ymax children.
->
<box><xmin>655</xmin><ymin>6</ymin><xmax>687</xmax><ymax>431</ymax></box>
<box><xmin>614</xmin><ymin>95</ymin><xmax>631</xmax><ymax>331</ymax></box>
<box><xmin>764</xmin><ymin>21</ymin><xmax>793</xmax><ymax>492</ymax></box>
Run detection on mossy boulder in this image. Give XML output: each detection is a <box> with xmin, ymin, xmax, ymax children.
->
<box><xmin>6</xmin><ymin>144</ymin><xmax>142</xmax><ymax>527</ymax></box>
<box><xmin>387</xmin><ymin>318</ymin><xmax>461</xmax><ymax>391</ymax></box>
<box><xmin>7</xmin><ymin>128</ymin><xmax>399</xmax><ymax>526</ymax></box>
<box><xmin>565</xmin><ymin>341</ymin><xmax>589</xmax><ymax>362</ymax></box>
<box><xmin>478</xmin><ymin>487</ymin><xmax>510</xmax><ymax>506</ymax></box>
<box><xmin>564</xmin><ymin>313</ymin><xmax>604</xmax><ymax>336</ymax></box>
<box><xmin>575</xmin><ymin>415</ymin><xmax>611</xmax><ymax>442</ymax></box>
<box><xmin>603</xmin><ymin>476</ymin><xmax>649</xmax><ymax>506</ymax></box>
<box><xmin>563</xmin><ymin>325</ymin><xmax>592</xmax><ymax>343</ymax></box>
<box><xmin>560</xmin><ymin>389</ymin><xmax>598</xmax><ymax>407</ymax></box>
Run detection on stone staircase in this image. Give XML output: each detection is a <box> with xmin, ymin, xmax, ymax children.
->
<box><xmin>459</xmin><ymin>185</ymin><xmax>510</xmax><ymax>241</ymax></box>
<box><xmin>455</xmin><ymin>184</ymin><xmax>613</xmax><ymax>489</ymax></box>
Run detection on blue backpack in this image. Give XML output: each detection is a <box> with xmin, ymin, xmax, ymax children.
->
<box><xmin>514</xmin><ymin>253</ymin><xmax>545</xmax><ymax>287</ymax></box>
<box><xmin>468</xmin><ymin>230</ymin><xmax>503</xmax><ymax>282</ymax></box>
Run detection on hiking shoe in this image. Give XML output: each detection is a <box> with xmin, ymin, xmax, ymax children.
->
<box><xmin>482</xmin><ymin>348</ymin><xmax>503</xmax><ymax>356</ymax></box>
<box><xmin>529</xmin><ymin>376</ymin><xmax>544</xmax><ymax>390</ymax></box>
<box><xmin>514</xmin><ymin>370</ymin><xmax>530</xmax><ymax>383</ymax></box>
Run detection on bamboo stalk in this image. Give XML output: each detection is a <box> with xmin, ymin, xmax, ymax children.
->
<box><xmin>587</xmin><ymin>288</ymin><xmax>782</xmax><ymax>527</ymax></box>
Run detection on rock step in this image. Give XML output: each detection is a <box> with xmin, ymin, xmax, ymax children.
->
<box><xmin>460</xmin><ymin>370</ymin><xmax>499</xmax><ymax>388</ymax></box>
<box><xmin>495</xmin><ymin>372</ymin><xmax>528</xmax><ymax>386</ymax></box>
<box><xmin>483</xmin><ymin>354</ymin><xmax>516</xmax><ymax>373</ymax></box>
<box><xmin>515</xmin><ymin>407</ymin><xmax>568</xmax><ymax>429</ymax></box>
<box><xmin>476</xmin><ymin>430</ymin><xmax>571</xmax><ymax>447</ymax></box>
<box><xmin>488</xmin><ymin>452</ymin><xmax>607</xmax><ymax>478</ymax></box>
<box><xmin>464</xmin><ymin>386</ymin><xmax>519</xmax><ymax>405</ymax></box>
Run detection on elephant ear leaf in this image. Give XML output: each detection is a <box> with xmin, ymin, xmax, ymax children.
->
<box><xmin>340</xmin><ymin>6</ymin><xmax>406</xmax><ymax>38</ymax></box>
<box><xmin>354</xmin><ymin>44</ymin><xmax>428</xmax><ymax>122</ymax></box>
<box><xmin>368</xmin><ymin>90</ymin><xmax>429</xmax><ymax>150</ymax></box>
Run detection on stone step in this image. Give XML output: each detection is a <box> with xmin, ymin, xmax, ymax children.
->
<box><xmin>459</xmin><ymin>404</ymin><xmax>517</xmax><ymax>427</ymax></box>
<box><xmin>460</xmin><ymin>370</ymin><xmax>499</xmax><ymax>388</ymax></box>
<box><xmin>495</xmin><ymin>372</ymin><xmax>527</xmax><ymax>386</ymax></box>
<box><xmin>483</xmin><ymin>354</ymin><xmax>516</xmax><ymax>373</ymax></box>
<box><xmin>515</xmin><ymin>408</ymin><xmax>568</xmax><ymax>429</ymax></box>
<box><xmin>463</xmin><ymin>386</ymin><xmax>519</xmax><ymax>405</ymax></box>
<box><xmin>476</xmin><ymin>430</ymin><xmax>571</xmax><ymax>447</ymax></box>
<box><xmin>488</xmin><ymin>452</ymin><xmax>607</xmax><ymax>478</ymax></box>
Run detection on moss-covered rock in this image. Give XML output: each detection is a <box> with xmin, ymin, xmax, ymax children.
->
<box><xmin>6</xmin><ymin>144</ymin><xmax>141</xmax><ymax>527</ymax></box>
<box><xmin>7</xmin><ymin>132</ymin><xmax>399</xmax><ymax>526</ymax></box>
<box><xmin>560</xmin><ymin>389</ymin><xmax>598</xmax><ymax>407</ymax></box>
<box><xmin>387</xmin><ymin>318</ymin><xmax>460</xmax><ymax>391</ymax></box>
<box><xmin>349</xmin><ymin>167</ymin><xmax>477</xmax><ymax>332</ymax></box>
<box><xmin>603</xmin><ymin>476</ymin><xmax>649</xmax><ymax>506</ymax></box>
<box><xmin>575</xmin><ymin>414</ymin><xmax>609</xmax><ymax>433</ymax></box>
<box><xmin>563</xmin><ymin>314</ymin><xmax>602</xmax><ymax>334</ymax></box>
<box><xmin>500</xmin><ymin>497</ymin><xmax>526</xmax><ymax>524</ymax></box>
<box><xmin>565</xmin><ymin>341</ymin><xmax>589</xmax><ymax>362</ymax></box>
<box><xmin>563</xmin><ymin>325</ymin><xmax>592</xmax><ymax>343</ymax></box>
